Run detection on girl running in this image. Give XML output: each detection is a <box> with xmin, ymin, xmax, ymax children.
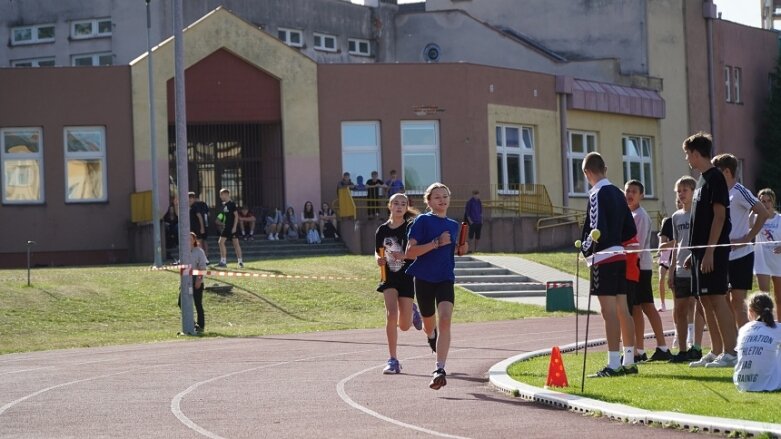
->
<box><xmin>375</xmin><ymin>193</ymin><xmax>422</xmax><ymax>374</ymax></box>
<box><xmin>405</xmin><ymin>183</ymin><xmax>468</xmax><ymax>389</ymax></box>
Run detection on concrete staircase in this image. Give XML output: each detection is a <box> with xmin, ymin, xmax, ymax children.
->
<box><xmin>197</xmin><ymin>236</ymin><xmax>349</xmax><ymax>261</ymax></box>
<box><xmin>455</xmin><ymin>256</ymin><xmax>546</xmax><ymax>298</ymax></box>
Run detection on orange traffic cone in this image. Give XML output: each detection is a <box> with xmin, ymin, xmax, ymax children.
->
<box><xmin>545</xmin><ymin>346</ymin><xmax>569</xmax><ymax>388</ymax></box>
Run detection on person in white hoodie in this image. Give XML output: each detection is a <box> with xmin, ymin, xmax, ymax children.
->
<box><xmin>734</xmin><ymin>292</ymin><xmax>781</xmax><ymax>392</ymax></box>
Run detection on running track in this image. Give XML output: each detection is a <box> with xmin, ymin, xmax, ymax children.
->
<box><xmin>0</xmin><ymin>317</ymin><xmax>692</xmax><ymax>438</ymax></box>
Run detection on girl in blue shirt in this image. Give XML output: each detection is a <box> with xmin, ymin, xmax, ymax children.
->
<box><xmin>406</xmin><ymin>183</ymin><xmax>468</xmax><ymax>390</ymax></box>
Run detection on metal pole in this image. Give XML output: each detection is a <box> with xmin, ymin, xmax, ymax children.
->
<box><xmin>146</xmin><ymin>0</ymin><xmax>163</xmax><ymax>267</ymax></box>
<box><xmin>580</xmin><ymin>293</ymin><xmax>592</xmax><ymax>393</ymax></box>
<box><xmin>173</xmin><ymin>0</ymin><xmax>194</xmax><ymax>335</ymax></box>
<box><xmin>26</xmin><ymin>241</ymin><xmax>35</xmax><ymax>287</ymax></box>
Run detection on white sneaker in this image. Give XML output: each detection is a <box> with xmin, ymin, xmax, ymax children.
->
<box><xmin>689</xmin><ymin>351</ymin><xmax>717</xmax><ymax>367</ymax></box>
<box><xmin>268</xmin><ymin>234</ymin><xmax>274</xmax><ymax>240</ymax></box>
<box><xmin>705</xmin><ymin>353</ymin><xmax>737</xmax><ymax>368</ymax></box>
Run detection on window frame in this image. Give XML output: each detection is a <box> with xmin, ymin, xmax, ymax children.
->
<box><xmin>348</xmin><ymin>38</ymin><xmax>371</xmax><ymax>56</ymax></box>
<box><xmin>724</xmin><ymin>65</ymin><xmax>732</xmax><ymax>103</ymax></box>
<box><xmin>341</xmin><ymin>121</ymin><xmax>381</xmax><ymax>195</ymax></box>
<box><xmin>277</xmin><ymin>27</ymin><xmax>303</xmax><ymax>48</ymax></box>
<box><xmin>11</xmin><ymin>57</ymin><xmax>55</xmax><ymax>67</ymax></box>
<box><xmin>495</xmin><ymin>124</ymin><xmax>535</xmax><ymax>194</ymax></box>
<box><xmin>1</xmin><ymin>127</ymin><xmax>45</xmax><ymax>205</ymax></box>
<box><xmin>733</xmin><ymin>66</ymin><xmax>742</xmax><ymax>104</ymax></box>
<box><xmin>401</xmin><ymin>120</ymin><xmax>440</xmax><ymax>195</ymax></box>
<box><xmin>63</xmin><ymin>126</ymin><xmax>108</xmax><ymax>203</ymax></box>
<box><xmin>70</xmin><ymin>18</ymin><xmax>113</xmax><ymax>40</ymax></box>
<box><xmin>11</xmin><ymin>24</ymin><xmax>55</xmax><ymax>46</ymax></box>
<box><xmin>313</xmin><ymin>32</ymin><xmax>337</xmax><ymax>52</ymax></box>
<box><xmin>567</xmin><ymin>131</ymin><xmax>597</xmax><ymax>196</ymax></box>
<box><xmin>71</xmin><ymin>52</ymin><xmax>113</xmax><ymax>66</ymax></box>
<box><xmin>622</xmin><ymin>135</ymin><xmax>655</xmax><ymax>197</ymax></box>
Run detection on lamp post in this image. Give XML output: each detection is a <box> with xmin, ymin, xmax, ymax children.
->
<box><xmin>146</xmin><ymin>0</ymin><xmax>163</xmax><ymax>267</ymax></box>
<box><xmin>26</xmin><ymin>240</ymin><xmax>36</xmax><ymax>287</ymax></box>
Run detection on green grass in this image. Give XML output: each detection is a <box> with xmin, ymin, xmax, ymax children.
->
<box><xmin>0</xmin><ymin>255</ymin><xmax>557</xmax><ymax>354</ymax></box>
<box><xmin>521</xmin><ymin>251</ymin><xmax>669</xmax><ymax>301</ymax></box>
<box><xmin>508</xmin><ymin>352</ymin><xmax>781</xmax><ymax>425</ymax></box>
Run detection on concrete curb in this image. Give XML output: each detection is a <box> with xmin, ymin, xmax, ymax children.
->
<box><xmin>489</xmin><ymin>333</ymin><xmax>781</xmax><ymax>437</ymax></box>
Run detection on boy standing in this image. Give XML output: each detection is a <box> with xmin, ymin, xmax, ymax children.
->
<box><xmin>464</xmin><ymin>190</ymin><xmax>482</xmax><ymax>253</ymax></box>
<box><xmin>385</xmin><ymin>170</ymin><xmax>404</xmax><ymax>197</ymax></box>
<box><xmin>217</xmin><ymin>188</ymin><xmax>244</xmax><ymax>268</ymax></box>
<box><xmin>366</xmin><ymin>171</ymin><xmax>385</xmax><ymax>217</ymax></box>
<box><xmin>580</xmin><ymin>152</ymin><xmax>638</xmax><ymax>377</ymax></box>
<box><xmin>711</xmin><ymin>153</ymin><xmax>769</xmax><ymax>328</ymax></box>
<box><xmin>624</xmin><ymin>180</ymin><xmax>670</xmax><ymax>362</ymax></box>
<box><xmin>682</xmin><ymin>132</ymin><xmax>737</xmax><ymax>368</ymax></box>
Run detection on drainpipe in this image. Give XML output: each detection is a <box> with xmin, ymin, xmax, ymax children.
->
<box><xmin>703</xmin><ymin>1</ymin><xmax>718</xmax><ymax>151</ymax></box>
<box><xmin>556</xmin><ymin>76</ymin><xmax>573</xmax><ymax>208</ymax></box>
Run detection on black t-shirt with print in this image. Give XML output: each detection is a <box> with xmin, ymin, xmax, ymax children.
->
<box><xmin>222</xmin><ymin>200</ymin><xmax>237</xmax><ymax>230</ymax></box>
<box><xmin>375</xmin><ymin>220</ymin><xmax>413</xmax><ymax>284</ymax></box>
<box><xmin>689</xmin><ymin>167</ymin><xmax>731</xmax><ymax>256</ymax></box>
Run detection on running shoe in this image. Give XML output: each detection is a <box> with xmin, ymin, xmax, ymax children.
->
<box><xmin>705</xmin><ymin>353</ymin><xmax>737</xmax><ymax>368</ymax></box>
<box><xmin>622</xmin><ymin>364</ymin><xmax>639</xmax><ymax>375</ymax></box>
<box><xmin>669</xmin><ymin>350</ymin><xmax>691</xmax><ymax>363</ymax></box>
<box><xmin>382</xmin><ymin>358</ymin><xmax>401</xmax><ymax>374</ymax></box>
<box><xmin>238</xmin><ymin>262</ymin><xmax>245</xmax><ymax>269</ymax></box>
<box><xmin>621</xmin><ymin>352</ymin><xmax>647</xmax><ymax>364</ymax></box>
<box><xmin>689</xmin><ymin>351</ymin><xmax>717</xmax><ymax>367</ymax></box>
<box><xmin>412</xmin><ymin>303</ymin><xmax>423</xmax><ymax>331</ymax></box>
<box><xmin>588</xmin><ymin>366</ymin><xmax>625</xmax><ymax>378</ymax></box>
<box><xmin>688</xmin><ymin>346</ymin><xmax>703</xmax><ymax>360</ymax></box>
<box><xmin>429</xmin><ymin>368</ymin><xmax>447</xmax><ymax>389</ymax></box>
<box><xmin>427</xmin><ymin>328</ymin><xmax>438</xmax><ymax>353</ymax></box>
<box><xmin>216</xmin><ymin>262</ymin><xmax>227</xmax><ymax>268</ymax></box>
<box><xmin>648</xmin><ymin>347</ymin><xmax>673</xmax><ymax>362</ymax></box>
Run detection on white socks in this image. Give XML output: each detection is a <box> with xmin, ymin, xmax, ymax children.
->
<box><xmin>622</xmin><ymin>347</ymin><xmax>635</xmax><ymax>367</ymax></box>
<box><xmin>608</xmin><ymin>351</ymin><xmax>621</xmax><ymax>370</ymax></box>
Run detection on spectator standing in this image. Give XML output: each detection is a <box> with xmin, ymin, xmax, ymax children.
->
<box><xmin>464</xmin><ymin>190</ymin><xmax>483</xmax><ymax>253</ymax></box>
<box><xmin>366</xmin><ymin>171</ymin><xmax>385</xmax><ymax>217</ymax></box>
<box><xmin>189</xmin><ymin>192</ymin><xmax>210</xmax><ymax>258</ymax></box>
<box><xmin>216</xmin><ymin>188</ymin><xmax>244</xmax><ymax>268</ymax></box>
<box><xmin>385</xmin><ymin>170</ymin><xmax>404</xmax><ymax>197</ymax></box>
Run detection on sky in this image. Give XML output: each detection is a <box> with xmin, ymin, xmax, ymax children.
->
<box><xmin>353</xmin><ymin>0</ymin><xmax>764</xmax><ymax>28</ymax></box>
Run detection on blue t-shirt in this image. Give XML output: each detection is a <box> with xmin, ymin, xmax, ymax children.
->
<box><xmin>405</xmin><ymin>212</ymin><xmax>460</xmax><ymax>283</ymax></box>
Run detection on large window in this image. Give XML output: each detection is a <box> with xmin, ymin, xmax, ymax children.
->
<box><xmin>11</xmin><ymin>24</ymin><xmax>55</xmax><ymax>45</ymax></box>
<box><xmin>71</xmin><ymin>18</ymin><xmax>112</xmax><ymax>39</ymax></box>
<box><xmin>568</xmin><ymin>131</ymin><xmax>597</xmax><ymax>196</ymax></box>
<box><xmin>341</xmin><ymin>122</ymin><xmax>381</xmax><ymax>188</ymax></box>
<box><xmin>64</xmin><ymin>127</ymin><xmax>107</xmax><ymax>202</ymax></box>
<box><xmin>72</xmin><ymin>53</ymin><xmax>113</xmax><ymax>66</ymax></box>
<box><xmin>1</xmin><ymin>128</ymin><xmax>44</xmax><ymax>204</ymax></box>
<box><xmin>401</xmin><ymin>121</ymin><xmax>440</xmax><ymax>193</ymax></box>
<box><xmin>11</xmin><ymin>57</ymin><xmax>55</xmax><ymax>67</ymax></box>
<box><xmin>724</xmin><ymin>65</ymin><xmax>732</xmax><ymax>103</ymax></box>
<box><xmin>277</xmin><ymin>28</ymin><xmax>303</xmax><ymax>47</ymax></box>
<box><xmin>348</xmin><ymin>38</ymin><xmax>371</xmax><ymax>56</ymax></box>
<box><xmin>496</xmin><ymin>124</ymin><xmax>535</xmax><ymax>193</ymax></box>
<box><xmin>313</xmin><ymin>33</ymin><xmax>337</xmax><ymax>52</ymax></box>
<box><xmin>622</xmin><ymin>135</ymin><xmax>654</xmax><ymax>197</ymax></box>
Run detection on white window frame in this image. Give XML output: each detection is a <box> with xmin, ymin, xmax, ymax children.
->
<box><xmin>348</xmin><ymin>38</ymin><xmax>371</xmax><ymax>56</ymax></box>
<box><xmin>567</xmin><ymin>131</ymin><xmax>597</xmax><ymax>196</ymax></box>
<box><xmin>401</xmin><ymin>121</ymin><xmax>440</xmax><ymax>195</ymax></box>
<box><xmin>496</xmin><ymin>124</ymin><xmax>535</xmax><ymax>194</ymax></box>
<box><xmin>70</xmin><ymin>18</ymin><xmax>112</xmax><ymax>39</ymax></box>
<box><xmin>64</xmin><ymin>126</ymin><xmax>108</xmax><ymax>203</ymax></box>
<box><xmin>313</xmin><ymin>32</ymin><xmax>337</xmax><ymax>52</ymax></box>
<box><xmin>1</xmin><ymin>127</ymin><xmax>45</xmax><ymax>204</ymax></box>
<box><xmin>277</xmin><ymin>28</ymin><xmax>303</xmax><ymax>47</ymax></box>
<box><xmin>724</xmin><ymin>65</ymin><xmax>732</xmax><ymax>103</ymax></box>
<box><xmin>11</xmin><ymin>57</ymin><xmax>55</xmax><ymax>67</ymax></box>
<box><xmin>71</xmin><ymin>52</ymin><xmax>113</xmax><ymax>66</ymax></box>
<box><xmin>622</xmin><ymin>135</ymin><xmax>654</xmax><ymax>197</ymax></box>
<box><xmin>733</xmin><ymin>66</ymin><xmax>742</xmax><ymax>104</ymax></box>
<box><xmin>11</xmin><ymin>24</ymin><xmax>55</xmax><ymax>45</ymax></box>
<box><xmin>341</xmin><ymin>121</ymin><xmax>381</xmax><ymax>196</ymax></box>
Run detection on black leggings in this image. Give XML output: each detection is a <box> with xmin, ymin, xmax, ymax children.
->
<box><xmin>178</xmin><ymin>277</ymin><xmax>205</xmax><ymax>330</ymax></box>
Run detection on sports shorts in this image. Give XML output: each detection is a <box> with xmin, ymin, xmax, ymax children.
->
<box><xmin>414</xmin><ymin>278</ymin><xmax>455</xmax><ymax>317</ymax></box>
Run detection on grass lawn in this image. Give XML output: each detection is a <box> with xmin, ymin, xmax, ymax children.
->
<box><xmin>508</xmin><ymin>352</ymin><xmax>781</xmax><ymax>425</ymax></box>
<box><xmin>521</xmin><ymin>251</ymin><xmax>670</xmax><ymax>302</ymax></box>
<box><xmin>0</xmin><ymin>255</ymin><xmax>557</xmax><ymax>354</ymax></box>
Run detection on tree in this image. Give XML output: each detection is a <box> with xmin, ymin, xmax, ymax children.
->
<box><xmin>755</xmin><ymin>53</ymin><xmax>781</xmax><ymax>199</ymax></box>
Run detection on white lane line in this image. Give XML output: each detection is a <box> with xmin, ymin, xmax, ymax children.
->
<box><xmin>335</xmin><ymin>328</ymin><xmax>573</xmax><ymax>438</ymax></box>
<box><xmin>0</xmin><ymin>369</ymin><xmax>137</xmax><ymax>416</ymax></box>
<box><xmin>170</xmin><ymin>346</ymin><xmax>386</xmax><ymax>439</ymax></box>
<box><xmin>0</xmin><ymin>366</ymin><xmax>53</xmax><ymax>376</ymax></box>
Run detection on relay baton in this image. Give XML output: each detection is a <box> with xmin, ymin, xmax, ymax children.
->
<box><xmin>379</xmin><ymin>248</ymin><xmax>386</xmax><ymax>282</ymax></box>
<box><xmin>457</xmin><ymin>222</ymin><xmax>468</xmax><ymax>256</ymax></box>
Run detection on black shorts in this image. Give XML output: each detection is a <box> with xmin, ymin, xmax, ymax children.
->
<box><xmin>673</xmin><ymin>276</ymin><xmax>694</xmax><ymax>299</ymax></box>
<box><xmin>590</xmin><ymin>261</ymin><xmax>627</xmax><ymax>296</ymax></box>
<box><xmin>728</xmin><ymin>252</ymin><xmax>754</xmax><ymax>291</ymax></box>
<box><xmin>468</xmin><ymin>223</ymin><xmax>482</xmax><ymax>240</ymax></box>
<box><xmin>220</xmin><ymin>229</ymin><xmax>238</xmax><ymax>239</ymax></box>
<box><xmin>195</xmin><ymin>231</ymin><xmax>208</xmax><ymax>240</ymax></box>
<box><xmin>691</xmin><ymin>249</ymin><xmax>729</xmax><ymax>296</ymax></box>
<box><xmin>377</xmin><ymin>276</ymin><xmax>415</xmax><ymax>299</ymax></box>
<box><xmin>633</xmin><ymin>270</ymin><xmax>654</xmax><ymax>305</ymax></box>
<box><xmin>414</xmin><ymin>278</ymin><xmax>455</xmax><ymax>317</ymax></box>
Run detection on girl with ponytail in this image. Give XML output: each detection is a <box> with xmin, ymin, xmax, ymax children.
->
<box><xmin>734</xmin><ymin>292</ymin><xmax>781</xmax><ymax>391</ymax></box>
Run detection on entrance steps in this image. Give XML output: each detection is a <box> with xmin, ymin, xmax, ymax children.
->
<box><xmin>455</xmin><ymin>256</ymin><xmax>545</xmax><ymax>298</ymax></box>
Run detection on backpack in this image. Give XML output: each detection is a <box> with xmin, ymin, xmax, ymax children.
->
<box><xmin>307</xmin><ymin>228</ymin><xmax>321</xmax><ymax>244</ymax></box>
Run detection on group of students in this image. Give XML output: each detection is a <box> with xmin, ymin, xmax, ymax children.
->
<box><xmin>581</xmin><ymin>132</ymin><xmax>781</xmax><ymax>392</ymax></box>
<box><xmin>374</xmin><ymin>183</ymin><xmax>468</xmax><ymax>390</ymax></box>
<box><xmin>263</xmin><ymin>202</ymin><xmax>339</xmax><ymax>243</ymax></box>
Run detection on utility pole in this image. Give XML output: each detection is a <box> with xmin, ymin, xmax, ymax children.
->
<box><xmin>146</xmin><ymin>0</ymin><xmax>162</xmax><ymax>267</ymax></box>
